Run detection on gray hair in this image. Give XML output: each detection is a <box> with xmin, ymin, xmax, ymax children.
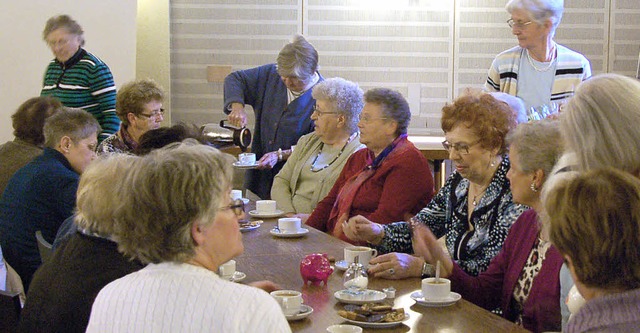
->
<box><xmin>43</xmin><ymin>14</ymin><xmax>85</xmax><ymax>46</ymax></box>
<box><xmin>364</xmin><ymin>88</ymin><xmax>410</xmax><ymax>136</ymax></box>
<box><xmin>276</xmin><ymin>35</ymin><xmax>319</xmax><ymax>84</ymax></box>
<box><xmin>113</xmin><ymin>140</ymin><xmax>235</xmax><ymax>264</ymax></box>
<box><xmin>561</xmin><ymin>73</ymin><xmax>640</xmax><ymax>175</ymax></box>
<box><xmin>43</xmin><ymin>107</ymin><xmax>101</xmax><ymax>148</ymax></box>
<box><xmin>75</xmin><ymin>154</ymin><xmax>138</xmax><ymax>235</ymax></box>
<box><xmin>311</xmin><ymin>77</ymin><xmax>364</xmax><ymax>134</ymax></box>
<box><xmin>506</xmin><ymin>0</ymin><xmax>564</xmax><ymax>37</ymax></box>
<box><xmin>490</xmin><ymin>92</ymin><xmax>528</xmax><ymax>124</ymax></box>
<box><xmin>507</xmin><ymin>119</ymin><xmax>562</xmax><ymax>180</ymax></box>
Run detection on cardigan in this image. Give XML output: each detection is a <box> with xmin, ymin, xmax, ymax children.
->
<box><xmin>306</xmin><ymin>136</ymin><xmax>434</xmax><ymax>243</ymax></box>
<box><xmin>223</xmin><ymin>63</ymin><xmax>322</xmax><ymax>199</ymax></box>
<box><xmin>0</xmin><ymin>139</ymin><xmax>43</xmax><ymax>196</ymax></box>
<box><xmin>377</xmin><ymin>156</ymin><xmax>527</xmax><ymax>276</ymax></box>
<box><xmin>271</xmin><ymin>132</ymin><xmax>364</xmax><ymax>214</ymax></box>
<box><xmin>485</xmin><ymin>44</ymin><xmax>591</xmax><ymax>106</ymax></box>
<box><xmin>0</xmin><ymin>148</ymin><xmax>78</xmax><ymax>290</ymax></box>
<box><xmin>449</xmin><ymin>209</ymin><xmax>563</xmax><ymax>333</ymax></box>
<box><xmin>567</xmin><ymin>288</ymin><xmax>640</xmax><ymax>333</ymax></box>
<box><xmin>41</xmin><ymin>48</ymin><xmax>119</xmax><ymax>142</ymax></box>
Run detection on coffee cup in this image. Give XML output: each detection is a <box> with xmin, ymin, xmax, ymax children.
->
<box><xmin>278</xmin><ymin>217</ymin><xmax>301</xmax><ymax>233</ymax></box>
<box><xmin>422</xmin><ymin>277</ymin><xmax>451</xmax><ymax>300</ymax></box>
<box><xmin>344</xmin><ymin>246</ymin><xmax>377</xmax><ymax>269</ymax></box>
<box><xmin>230</xmin><ymin>189</ymin><xmax>243</xmax><ymax>201</ymax></box>
<box><xmin>218</xmin><ymin>259</ymin><xmax>236</xmax><ymax>279</ymax></box>
<box><xmin>270</xmin><ymin>290</ymin><xmax>303</xmax><ymax>316</ymax></box>
<box><xmin>326</xmin><ymin>324</ymin><xmax>363</xmax><ymax>333</ymax></box>
<box><xmin>238</xmin><ymin>153</ymin><xmax>256</xmax><ymax>165</ymax></box>
<box><xmin>256</xmin><ymin>200</ymin><xmax>276</xmax><ymax>214</ymax></box>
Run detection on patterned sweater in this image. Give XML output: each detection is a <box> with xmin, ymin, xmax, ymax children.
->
<box><xmin>41</xmin><ymin>48</ymin><xmax>119</xmax><ymax>142</ymax></box>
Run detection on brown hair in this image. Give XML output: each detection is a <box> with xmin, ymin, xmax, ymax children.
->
<box><xmin>116</xmin><ymin>79</ymin><xmax>165</xmax><ymax>126</ymax></box>
<box><xmin>43</xmin><ymin>14</ymin><xmax>85</xmax><ymax>46</ymax></box>
<box><xmin>12</xmin><ymin>96</ymin><xmax>63</xmax><ymax>146</ymax></box>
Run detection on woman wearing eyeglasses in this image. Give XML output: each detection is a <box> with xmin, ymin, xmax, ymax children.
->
<box><xmin>344</xmin><ymin>90</ymin><xmax>526</xmax><ymax>278</ymax></box>
<box><xmin>271</xmin><ymin>78</ymin><xmax>365</xmax><ymax>219</ymax></box>
<box><xmin>305</xmin><ymin>88</ymin><xmax>434</xmax><ymax>244</ymax></box>
<box><xmin>97</xmin><ymin>79</ymin><xmax>165</xmax><ymax>155</ymax></box>
<box><xmin>485</xmin><ymin>0</ymin><xmax>591</xmax><ymax>121</ymax></box>
<box><xmin>86</xmin><ymin>142</ymin><xmax>291</xmax><ymax>332</ymax></box>
<box><xmin>41</xmin><ymin>15</ymin><xmax>119</xmax><ymax>143</ymax></box>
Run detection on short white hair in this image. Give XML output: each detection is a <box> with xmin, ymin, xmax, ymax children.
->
<box><xmin>506</xmin><ymin>0</ymin><xmax>564</xmax><ymax>37</ymax></box>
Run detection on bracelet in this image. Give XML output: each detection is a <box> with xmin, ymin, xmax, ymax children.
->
<box><xmin>277</xmin><ymin>148</ymin><xmax>283</xmax><ymax>162</ymax></box>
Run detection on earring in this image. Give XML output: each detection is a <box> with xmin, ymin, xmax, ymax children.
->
<box><xmin>530</xmin><ymin>182</ymin><xmax>538</xmax><ymax>192</ymax></box>
<box><xmin>490</xmin><ymin>156</ymin><xmax>496</xmax><ymax>167</ymax></box>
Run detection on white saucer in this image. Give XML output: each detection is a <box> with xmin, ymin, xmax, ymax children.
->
<box><xmin>410</xmin><ymin>290</ymin><xmax>461</xmax><ymax>307</ymax></box>
<box><xmin>233</xmin><ymin>162</ymin><xmax>259</xmax><ymax>169</ymax></box>
<box><xmin>286</xmin><ymin>304</ymin><xmax>313</xmax><ymax>321</ymax></box>
<box><xmin>334</xmin><ymin>289</ymin><xmax>386</xmax><ymax>304</ymax></box>
<box><xmin>248</xmin><ymin>209</ymin><xmax>285</xmax><ymax>218</ymax></box>
<box><xmin>334</xmin><ymin>260</ymin><xmax>349</xmax><ymax>271</ymax></box>
<box><xmin>228</xmin><ymin>271</ymin><xmax>246</xmax><ymax>283</ymax></box>
<box><xmin>341</xmin><ymin>313</ymin><xmax>409</xmax><ymax>328</ymax></box>
<box><xmin>239</xmin><ymin>221</ymin><xmax>261</xmax><ymax>232</ymax></box>
<box><xmin>270</xmin><ymin>227</ymin><xmax>309</xmax><ymax>238</ymax></box>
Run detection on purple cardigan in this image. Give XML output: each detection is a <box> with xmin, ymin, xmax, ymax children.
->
<box><xmin>449</xmin><ymin>209</ymin><xmax>563</xmax><ymax>332</ymax></box>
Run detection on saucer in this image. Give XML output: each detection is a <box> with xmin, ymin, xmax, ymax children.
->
<box><xmin>340</xmin><ymin>313</ymin><xmax>409</xmax><ymax>328</ymax></box>
<box><xmin>286</xmin><ymin>304</ymin><xmax>313</xmax><ymax>321</ymax></box>
<box><xmin>334</xmin><ymin>289</ymin><xmax>386</xmax><ymax>304</ymax></box>
<box><xmin>228</xmin><ymin>271</ymin><xmax>246</xmax><ymax>283</ymax></box>
<box><xmin>233</xmin><ymin>161</ymin><xmax>259</xmax><ymax>169</ymax></box>
<box><xmin>270</xmin><ymin>227</ymin><xmax>309</xmax><ymax>238</ymax></box>
<box><xmin>334</xmin><ymin>260</ymin><xmax>349</xmax><ymax>271</ymax></box>
<box><xmin>239</xmin><ymin>220</ymin><xmax>261</xmax><ymax>232</ymax></box>
<box><xmin>248</xmin><ymin>209</ymin><xmax>285</xmax><ymax>218</ymax></box>
<box><xmin>410</xmin><ymin>290</ymin><xmax>461</xmax><ymax>307</ymax></box>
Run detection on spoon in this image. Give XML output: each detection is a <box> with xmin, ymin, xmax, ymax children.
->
<box><xmin>435</xmin><ymin>260</ymin><xmax>441</xmax><ymax>283</ymax></box>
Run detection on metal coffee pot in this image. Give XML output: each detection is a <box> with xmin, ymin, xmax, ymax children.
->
<box><xmin>201</xmin><ymin>120</ymin><xmax>252</xmax><ymax>151</ymax></box>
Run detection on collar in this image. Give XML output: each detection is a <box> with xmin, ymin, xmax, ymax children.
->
<box><xmin>56</xmin><ymin>48</ymin><xmax>86</xmax><ymax>69</ymax></box>
<box><xmin>367</xmin><ymin>134</ymin><xmax>408</xmax><ymax>170</ymax></box>
<box><xmin>44</xmin><ymin>147</ymin><xmax>77</xmax><ymax>174</ymax></box>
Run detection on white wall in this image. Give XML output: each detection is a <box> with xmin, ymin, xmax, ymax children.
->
<box><xmin>0</xmin><ymin>1</ymin><xmax>137</xmax><ymax>142</ymax></box>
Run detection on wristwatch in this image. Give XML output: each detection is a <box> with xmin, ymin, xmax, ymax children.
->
<box><xmin>421</xmin><ymin>261</ymin><xmax>435</xmax><ymax>277</ymax></box>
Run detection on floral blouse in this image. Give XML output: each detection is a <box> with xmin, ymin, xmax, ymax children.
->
<box><xmin>375</xmin><ymin>156</ymin><xmax>527</xmax><ymax>276</ymax></box>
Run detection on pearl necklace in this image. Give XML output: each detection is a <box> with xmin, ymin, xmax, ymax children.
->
<box><xmin>526</xmin><ymin>45</ymin><xmax>557</xmax><ymax>72</ymax></box>
<box><xmin>310</xmin><ymin>133</ymin><xmax>357</xmax><ymax>172</ymax></box>
<box><xmin>471</xmin><ymin>186</ymin><xmax>489</xmax><ymax>206</ymax></box>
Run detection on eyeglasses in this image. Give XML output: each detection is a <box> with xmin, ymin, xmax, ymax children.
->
<box><xmin>219</xmin><ymin>199</ymin><xmax>245</xmax><ymax>217</ymax></box>
<box><xmin>507</xmin><ymin>18</ymin><xmax>533</xmax><ymax>29</ymax></box>
<box><xmin>312</xmin><ymin>104</ymin><xmax>339</xmax><ymax>117</ymax></box>
<box><xmin>137</xmin><ymin>109</ymin><xmax>165</xmax><ymax>119</ymax></box>
<box><xmin>442</xmin><ymin>139</ymin><xmax>481</xmax><ymax>155</ymax></box>
<box><xmin>358</xmin><ymin>114</ymin><xmax>389</xmax><ymax>124</ymax></box>
<box><xmin>47</xmin><ymin>38</ymin><xmax>70</xmax><ymax>48</ymax></box>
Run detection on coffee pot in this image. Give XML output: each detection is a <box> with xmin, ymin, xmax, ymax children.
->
<box><xmin>201</xmin><ymin>120</ymin><xmax>252</xmax><ymax>151</ymax></box>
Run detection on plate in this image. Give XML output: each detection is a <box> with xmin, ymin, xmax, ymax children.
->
<box><xmin>248</xmin><ymin>209</ymin><xmax>285</xmax><ymax>218</ymax></box>
<box><xmin>229</xmin><ymin>271</ymin><xmax>246</xmax><ymax>283</ymax></box>
<box><xmin>269</xmin><ymin>228</ymin><xmax>309</xmax><ymax>238</ymax></box>
<box><xmin>340</xmin><ymin>313</ymin><xmax>409</xmax><ymax>328</ymax></box>
<box><xmin>233</xmin><ymin>161</ymin><xmax>259</xmax><ymax>169</ymax></box>
<box><xmin>239</xmin><ymin>221</ymin><xmax>261</xmax><ymax>232</ymax></box>
<box><xmin>410</xmin><ymin>291</ymin><xmax>461</xmax><ymax>307</ymax></box>
<box><xmin>286</xmin><ymin>304</ymin><xmax>313</xmax><ymax>321</ymax></box>
<box><xmin>334</xmin><ymin>289</ymin><xmax>387</xmax><ymax>305</ymax></box>
<box><xmin>334</xmin><ymin>260</ymin><xmax>349</xmax><ymax>271</ymax></box>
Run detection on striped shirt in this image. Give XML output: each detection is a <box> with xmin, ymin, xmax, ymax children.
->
<box><xmin>41</xmin><ymin>48</ymin><xmax>119</xmax><ymax>142</ymax></box>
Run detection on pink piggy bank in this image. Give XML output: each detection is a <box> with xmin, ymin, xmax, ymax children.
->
<box><xmin>300</xmin><ymin>253</ymin><xmax>334</xmax><ymax>285</ymax></box>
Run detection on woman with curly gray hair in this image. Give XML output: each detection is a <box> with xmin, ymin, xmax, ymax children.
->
<box><xmin>271</xmin><ymin>77</ymin><xmax>365</xmax><ymax>219</ymax></box>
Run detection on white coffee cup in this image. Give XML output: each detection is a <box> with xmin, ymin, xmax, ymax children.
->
<box><xmin>238</xmin><ymin>153</ymin><xmax>256</xmax><ymax>165</ymax></box>
<box><xmin>230</xmin><ymin>189</ymin><xmax>243</xmax><ymax>201</ymax></box>
<box><xmin>218</xmin><ymin>259</ymin><xmax>236</xmax><ymax>279</ymax></box>
<box><xmin>326</xmin><ymin>324</ymin><xmax>363</xmax><ymax>333</ymax></box>
<box><xmin>278</xmin><ymin>217</ymin><xmax>301</xmax><ymax>233</ymax></box>
<box><xmin>270</xmin><ymin>290</ymin><xmax>303</xmax><ymax>316</ymax></box>
<box><xmin>256</xmin><ymin>200</ymin><xmax>276</xmax><ymax>214</ymax></box>
<box><xmin>344</xmin><ymin>246</ymin><xmax>378</xmax><ymax>269</ymax></box>
<box><xmin>422</xmin><ymin>277</ymin><xmax>451</xmax><ymax>300</ymax></box>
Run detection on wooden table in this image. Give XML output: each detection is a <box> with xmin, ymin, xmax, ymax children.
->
<box><xmin>235</xmin><ymin>214</ymin><xmax>529</xmax><ymax>333</ymax></box>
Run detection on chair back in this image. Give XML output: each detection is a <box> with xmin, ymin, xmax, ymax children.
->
<box><xmin>35</xmin><ymin>230</ymin><xmax>53</xmax><ymax>264</ymax></box>
<box><xmin>0</xmin><ymin>289</ymin><xmax>21</xmax><ymax>332</ymax></box>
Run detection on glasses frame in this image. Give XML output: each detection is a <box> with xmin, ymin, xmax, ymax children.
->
<box><xmin>220</xmin><ymin>199</ymin><xmax>245</xmax><ymax>217</ymax></box>
<box><xmin>507</xmin><ymin>18</ymin><xmax>533</xmax><ymax>29</ymax></box>
<box><xmin>358</xmin><ymin>114</ymin><xmax>389</xmax><ymax>124</ymax></box>
<box><xmin>137</xmin><ymin>108</ymin><xmax>165</xmax><ymax>119</ymax></box>
<box><xmin>442</xmin><ymin>139</ymin><xmax>481</xmax><ymax>155</ymax></box>
<box><xmin>312</xmin><ymin>104</ymin><xmax>340</xmax><ymax>117</ymax></box>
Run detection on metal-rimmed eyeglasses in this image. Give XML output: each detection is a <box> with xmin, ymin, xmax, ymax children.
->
<box><xmin>312</xmin><ymin>104</ymin><xmax>339</xmax><ymax>117</ymax></box>
<box><xmin>219</xmin><ymin>199</ymin><xmax>245</xmax><ymax>217</ymax></box>
<box><xmin>507</xmin><ymin>18</ymin><xmax>533</xmax><ymax>29</ymax></box>
<box><xmin>358</xmin><ymin>114</ymin><xmax>389</xmax><ymax>124</ymax></box>
<box><xmin>137</xmin><ymin>109</ymin><xmax>165</xmax><ymax>119</ymax></box>
<box><xmin>441</xmin><ymin>139</ymin><xmax>481</xmax><ymax>155</ymax></box>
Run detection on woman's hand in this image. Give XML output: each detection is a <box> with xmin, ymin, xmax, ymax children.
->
<box><xmin>367</xmin><ymin>253</ymin><xmax>423</xmax><ymax>280</ymax></box>
<box><xmin>228</xmin><ymin>103</ymin><xmax>248</xmax><ymax>128</ymax></box>
<box><xmin>342</xmin><ymin>215</ymin><xmax>384</xmax><ymax>244</ymax></box>
<box><xmin>248</xmin><ymin>280</ymin><xmax>281</xmax><ymax>293</ymax></box>
<box><xmin>412</xmin><ymin>224</ymin><xmax>453</xmax><ymax>277</ymax></box>
<box><xmin>256</xmin><ymin>151</ymin><xmax>279</xmax><ymax>169</ymax></box>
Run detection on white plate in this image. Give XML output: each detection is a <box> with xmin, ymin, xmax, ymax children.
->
<box><xmin>334</xmin><ymin>289</ymin><xmax>387</xmax><ymax>304</ymax></box>
<box><xmin>410</xmin><ymin>291</ymin><xmax>461</xmax><ymax>307</ymax></box>
<box><xmin>248</xmin><ymin>209</ymin><xmax>285</xmax><ymax>218</ymax></box>
<box><xmin>286</xmin><ymin>304</ymin><xmax>313</xmax><ymax>321</ymax></box>
<box><xmin>233</xmin><ymin>162</ymin><xmax>259</xmax><ymax>169</ymax></box>
<box><xmin>228</xmin><ymin>271</ymin><xmax>246</xmax><ymax>283</ymax></box>
<box><xmin>334</xmin><ymin>260</ymin><xmax>349</xmax><ymax>271</ymax></box>
<box><xmin>269</xmin><ymin>227</ymin><xmax>309</xmax><ymax>238</ymax></box>
<box><xmin>340</xmin><ymin>313</ymin><xmax>409</xmax><ymax>328</ymax></box>
<box><xmin>239</xmin><ymin>221</ymin><xmax>261</xmax><ymax>232</ymax></box>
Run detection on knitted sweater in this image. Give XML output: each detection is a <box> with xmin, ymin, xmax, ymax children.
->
<box><xmin>567</xmin><ymin>288</ymin><xmax>640</xmax><ymax>332</ymax></box>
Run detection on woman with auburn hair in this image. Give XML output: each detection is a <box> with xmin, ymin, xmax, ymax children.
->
<box><xmin>545</xmin><ymin>168</ymin><xmax>640</xmax><ymax>332</ymax></box>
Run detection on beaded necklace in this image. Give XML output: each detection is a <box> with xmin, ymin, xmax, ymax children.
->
<box><xmin>310</xmin><ymin>132</ymin><xmax>357</xmax><ymax>172</ymax></box>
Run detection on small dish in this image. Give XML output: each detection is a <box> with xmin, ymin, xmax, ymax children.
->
<box><xmin>334</xmin><ymin>289</ymin><xmax>386</xmax><ymax>305</ymax></box>
<box><xmin>410</xmin><ymin>290</ymin><xmax>461</xmax><ymax>307</ymax></box>
<box><xmin>270</xmin><ymin>228</ymin><xmax>309</xmax><ymax>238</ymax></box>
<box><xmin>286</xmin><ymin>304</ymin><xmax>313</xmax><ymax>321</ymax></box>
<box><xmin>340</xmin><ymin>313</ymin><xmax>409</xmax><ymax>328</ymax></box>
<box><xmin>229</xmin><ymin>271</ymin><xmax>246</xmax><ymax>283</ymax></box>
<box><xmin>334</xmin><ymin>260</ymin><xmax>349</xmax><ymax>271</ymax></box>
<box><xmin>239</xmin><ymin>221</ymin><xmax>261</xmax><ymax>232</ymax></box>
<box><xmin>233</xmin><ymin>161</ymin><xmax>259</xmax><ymax>169</ymax></box>
<box><xmin>248</xmin><ymin>209</ymin><xmax>285</xmax><ymax>218</ymax></box>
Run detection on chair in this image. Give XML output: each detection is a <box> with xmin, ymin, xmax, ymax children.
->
<box><xmin>35</xmin><ymin>230</ymin><xmax>52</xmax><ymax>264</ymax></box>
<box><xmin>0</xmin><ymin>289</ymin><xmax>22</xmax><ymax>331</ymax></box>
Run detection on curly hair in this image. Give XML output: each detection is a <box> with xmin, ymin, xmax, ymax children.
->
<box><xmin>12</xmin><ymin>96</ymin><xmax>63</xmax><ymax>146</ymax></box>
<box><xmin>116</xmin><ymin>79</ymin><xmax>165</xmax><ymax>126</ymax></box>
<box><xmin>311</xmin><ymin>77</ymin><xmax>364</xmax><ymax>133</ymax></box>
<box><xmin>441</xmin><ymin>89</ymin><xmax>517</xmax><ymax>155</ymax></box>
<box><xmin>43</xmin><ymin>14</ymin><xmax>85</xmax><ymax>46</ymax></box>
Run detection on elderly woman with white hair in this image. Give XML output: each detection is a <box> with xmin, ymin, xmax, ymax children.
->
<box><xmin>224</xmin><ymin>35</ymin><xmax>323</xmax><ymax>199</ymax></box>
<box><xmin>86</xmin><ymin>142</ymin><xmax>291</xmax><ymax>332</ymax></box>
<box><xmin>485</xmin><ymin>0</ymin><xmax>591</xmax><ymax>120</ymax></box>
<box><xmin>271</xmin><ymin>77</ymin><xmax>365</xmax><ymax>218</ymax></box>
